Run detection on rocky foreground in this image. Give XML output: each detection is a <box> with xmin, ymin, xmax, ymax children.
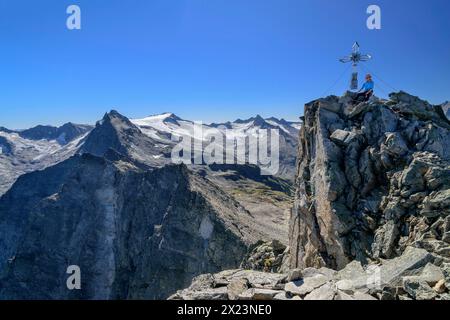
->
<box><xmin>172</xmin><ymin>91</ymin><xmax>450</xmax><ymax>300</ymax></box>
<box><xmin>169</xmin><ymin>246</ymin><xmax>449</xmax><ymax>300</ymax></box>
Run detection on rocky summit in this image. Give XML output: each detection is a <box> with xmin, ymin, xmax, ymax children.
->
<box><xmin>290</xmin><ymin>91</ymin><xmax>450</xmax><ymax>270</ymax></box>
<box><xmin>174</xmin><ymin>91</ymin><xmax>450</xmax><ymax>300</ymax></box>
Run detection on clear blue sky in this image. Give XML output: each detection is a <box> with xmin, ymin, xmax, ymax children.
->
<box><xmin>1</xmin><ymin>0</ymin><xmax>449</xmax><ymax>128</ymax></box>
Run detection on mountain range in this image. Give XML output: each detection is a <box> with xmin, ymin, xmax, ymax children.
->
<box><xmin>0</xmin><ymin>113</ymin><xmax>301</xmax><ymax>196</ymax></box>
<box><xmin>0</xmin><ymin>112</ymin><xmax>300</xmax><ymax>299</ymax></box>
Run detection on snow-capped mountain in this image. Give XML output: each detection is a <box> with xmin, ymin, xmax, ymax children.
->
<box><xmin>131</xmin><ymin>113</ymin><xmax>300</xmax><ymax>178</ymax></box>
<box><xmin>131</xmin><ymin>113</ymin><xmax>300</xmax><ymax>145</ymax></box>
<box><xmin>0</xmin><ymin>112</ymin><xmax>300</xmax><ymax>195</ymax></box>
<box><xmin>0</xmin><ymin>124</ymin><xmax>92</xmax><ymax>195</ymax></box>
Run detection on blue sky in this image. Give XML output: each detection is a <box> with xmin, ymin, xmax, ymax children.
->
<box><xmin>0</xmin><ymin>0</ymin><xmax>449</xmax><ymax>128</ymax></box>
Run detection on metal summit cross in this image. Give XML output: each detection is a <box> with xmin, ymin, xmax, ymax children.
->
<box><xmin>339</xmin><ymin>42</ymin><xmax>372</xmax><ymax>90</ymax></box>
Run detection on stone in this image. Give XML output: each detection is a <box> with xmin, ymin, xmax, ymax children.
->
<box><xmin>176</xmin><ymin>287</ymin><xmax>229</xmax><ymax>300</ymax></box>
<box><xmin>286</xmin><ymin>274</ymin><xmax>329</xmax><ymax>296</ymax></box>
<box><xmin>287</xmin><ymin>268</ymin><xmax>303</xmax><ymax>282</ymax></box>
<box><xmin>239</xmin><ymin>288</ymin><xmax>281</xmax><ymax>300</ymax></box>
<box><xmin>433</xmin><ymin>279</ymin><xmax>446</xmax><ymax>294</ymax></box>
<box><xmin>416</xmin><ymin>263</ymin><xmax>445</xmax><ymax>286</ymax></box>
<box><xmin>352</xmin><ymin>291</ymin><xmax>377</xmax><ymax>300</ymax></box>
<box><xmin>304</xmin><ymin>282</ymin><xmax>336</xmax><ymax>300</ymax></box>
<box><xmin>378</xmin><ymin>247</ymin><xmax>433</xmax><ymax>287</ymax></box>
<box><xmin>336</xmin><ymin>280</ymin><xmax>355</xmax><ymax>293</ymax></box>
<box><xmin>403</xmin><ymin>278</ymin><xmax>437</xmax><ymax>300</ymax></box>
<box><xmin>284</xmin><ymin>280</ymin><xmax>304</xmax><ymax>296</ymax></box>
<box><xmin>241</xmin><ymin>240</ymin><xmax>288</xmax><ymax>273</ymax></box>
<box><xmin>330</xmin><ymin>129</ymin><xmax>353</xmax><ymax>146</ymax></box>
<box><xmin>227</xmin><ymin>279</ymin><xmax>248</xmax><ymax>300</ymax></box>
<box><xmin>230</xmin><ymin>270</ymin><xmax>287</xmax><ymax>289</ymax></box>
<box><xmin>338</xmin><ymin>261</ymin><xmax>367</xmax><ymax>280</ymax></box>
<box><xmin>273</xmin><ymin>292</ymin><xmax>291</xmax><ymax>300</ymax></box>
<box><xmin>335</xmin><ymin>290</ymin><xmax>355</xmax><ymax>300</ymax></box>
<box><xmin>383</xmin><ymin>132</ymin><xmax>409</xmax><ymax>157</ymax></box>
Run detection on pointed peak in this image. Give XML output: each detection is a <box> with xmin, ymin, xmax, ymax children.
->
<box><xmin>100</xmin><ymin>110</ymin><xmax>133</xmax><ymax>125</ymax></box>
<box><xmin>252</xmin><ymin>115</ymin><xmax>268</xmax><ymax>126</ymax></box>
<box><xmin>161</xmin><ymin>113</ymin><xmax>183</xmax><ymax>124</ymax></box>
<box><xmin>104</xmin><ymin>109</ymin><xmax>125</xmax><ymax>119</ymax></box>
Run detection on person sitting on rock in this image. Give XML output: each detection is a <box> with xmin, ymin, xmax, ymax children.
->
<box><xmin>355</xmin><ymin>74</ymin><xmax>374</xmax><ymax>103</ymax></box>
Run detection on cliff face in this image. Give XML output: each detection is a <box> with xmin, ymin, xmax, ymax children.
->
<box><xmin>0</xmin><ymin>153</ymin><xmax>259</xmax><ymax>299</ymax></box>
<box><xmin>290</xmin><ymin>91</ymin><xmax>450</xmax><ymax>270</ymax></box>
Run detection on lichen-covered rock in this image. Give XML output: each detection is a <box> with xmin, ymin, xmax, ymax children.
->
<box><xmin>240</xmin><ymin>240</ymin><xmax>288</xmax><ymax>273</ymax></box>
<box><xmin>290</xmin><ymin>91</ymin><xmax>450</xmax><ymax>270</ymax></box>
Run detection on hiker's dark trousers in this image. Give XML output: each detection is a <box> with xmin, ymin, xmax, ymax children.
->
<box><xmin>355</xmin><ymin>90</ymin><xmax>373</xmax><ymax>102</ymax></box>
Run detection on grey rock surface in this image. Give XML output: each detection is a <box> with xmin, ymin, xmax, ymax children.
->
<box><xmin>290</xmin><ymin>91</ymin><xmax>450</xmax><ymax>270</ymax></box>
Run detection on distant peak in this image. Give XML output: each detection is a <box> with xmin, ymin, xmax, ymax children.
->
<box><xmin>105</xmin><ymin>110</ymin><xmax>123</xmax><ymax>117</ymax></box>
<box><xmin>102</xmin><ymin>110</ymin><xmax>130</xmax><ymax>122</ymax></box>
<box><xmin>252</xmin><ymin>115</ymin><xmax>268</xmax><ymax>126</ymax></box>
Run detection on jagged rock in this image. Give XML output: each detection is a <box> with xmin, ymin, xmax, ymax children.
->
<box><xmin>304</xmin><ymin>282</ymin><xmax>336</xmax><ymax>300</ymax></box>
<box><xmin>239</xmin><ymin>288</ymin><xmax>281</xmax><ymax>300</ymax></box>
<box><xmin>240</xmin><ymin>240</ymin><xmax>287</xmax><ymax>273</ymax></box>
<box><xmin>378</xmin><ymin>247</ymin><xmax>433</xmax><ymax>287</ymax></box>
<box><xmin>330</xmin><ymin>129</ymin><xmax>357</xmax><ymax>147</ymax></box>
<box><xmin>171</xmin><ymin>287</ymin><xmax>229</xmax><ymax>300</ymax></box>
<box><xmin>433</xmin><ymin>279</ymin><xmax>447</xmax><ymax>294</ymax></box>
<box><xmin>285</xmin><ymin>273</ymin><xmax>329</xmax><ymax>296</ymax></box>
<box><xmin>403</xmin><ymin>263</ymin><xmax>445</xmax><ymax>287</ymax></box>
<box><xmin>290</xmin><ymin>91</ymin><xmax>450</xmax><ymax>271</ymax></box>
<box><xmin>352</xmin><ymin>291</ymin><xmax>377</xmax><ymax>300</ymax></box>
<box><xmin>403</xmin><ymin>278</ymin><xmax>437</xmax><ymax>300</ymax></box>
<box><xmin>273</xmin><ymin>292</ymin><xmax>293</xmax><ymax>300</ymax></box>
<box><xmin>337</xmin><ymin>261</ymin><xmax>367</xmax><ymax>280</ymax></box>
<box><xmin>383</xmin><ymin>132</ymin><xmax>409</xmax><ymax>157</ymax></box>
<box><xmin>287</xmin><ymin>268</ymin><xmax>302</xmax><ymax>282</ymax></box>
<box><xmin>227</xmin><ymin>279</ymin><xmax>248</xmax><ymax>300</ymax></box>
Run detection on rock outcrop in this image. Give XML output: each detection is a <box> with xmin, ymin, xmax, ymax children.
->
<box><xmin>290</xmin><ymin>91</ymin><xmax>450</xmax><ymax>270</ymax></box>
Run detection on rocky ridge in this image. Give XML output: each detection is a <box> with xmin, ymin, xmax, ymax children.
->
<box><xmin>0</xmin><ymin>152</ymin><xmax>263</xmax><ymax>299</ymax></box>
